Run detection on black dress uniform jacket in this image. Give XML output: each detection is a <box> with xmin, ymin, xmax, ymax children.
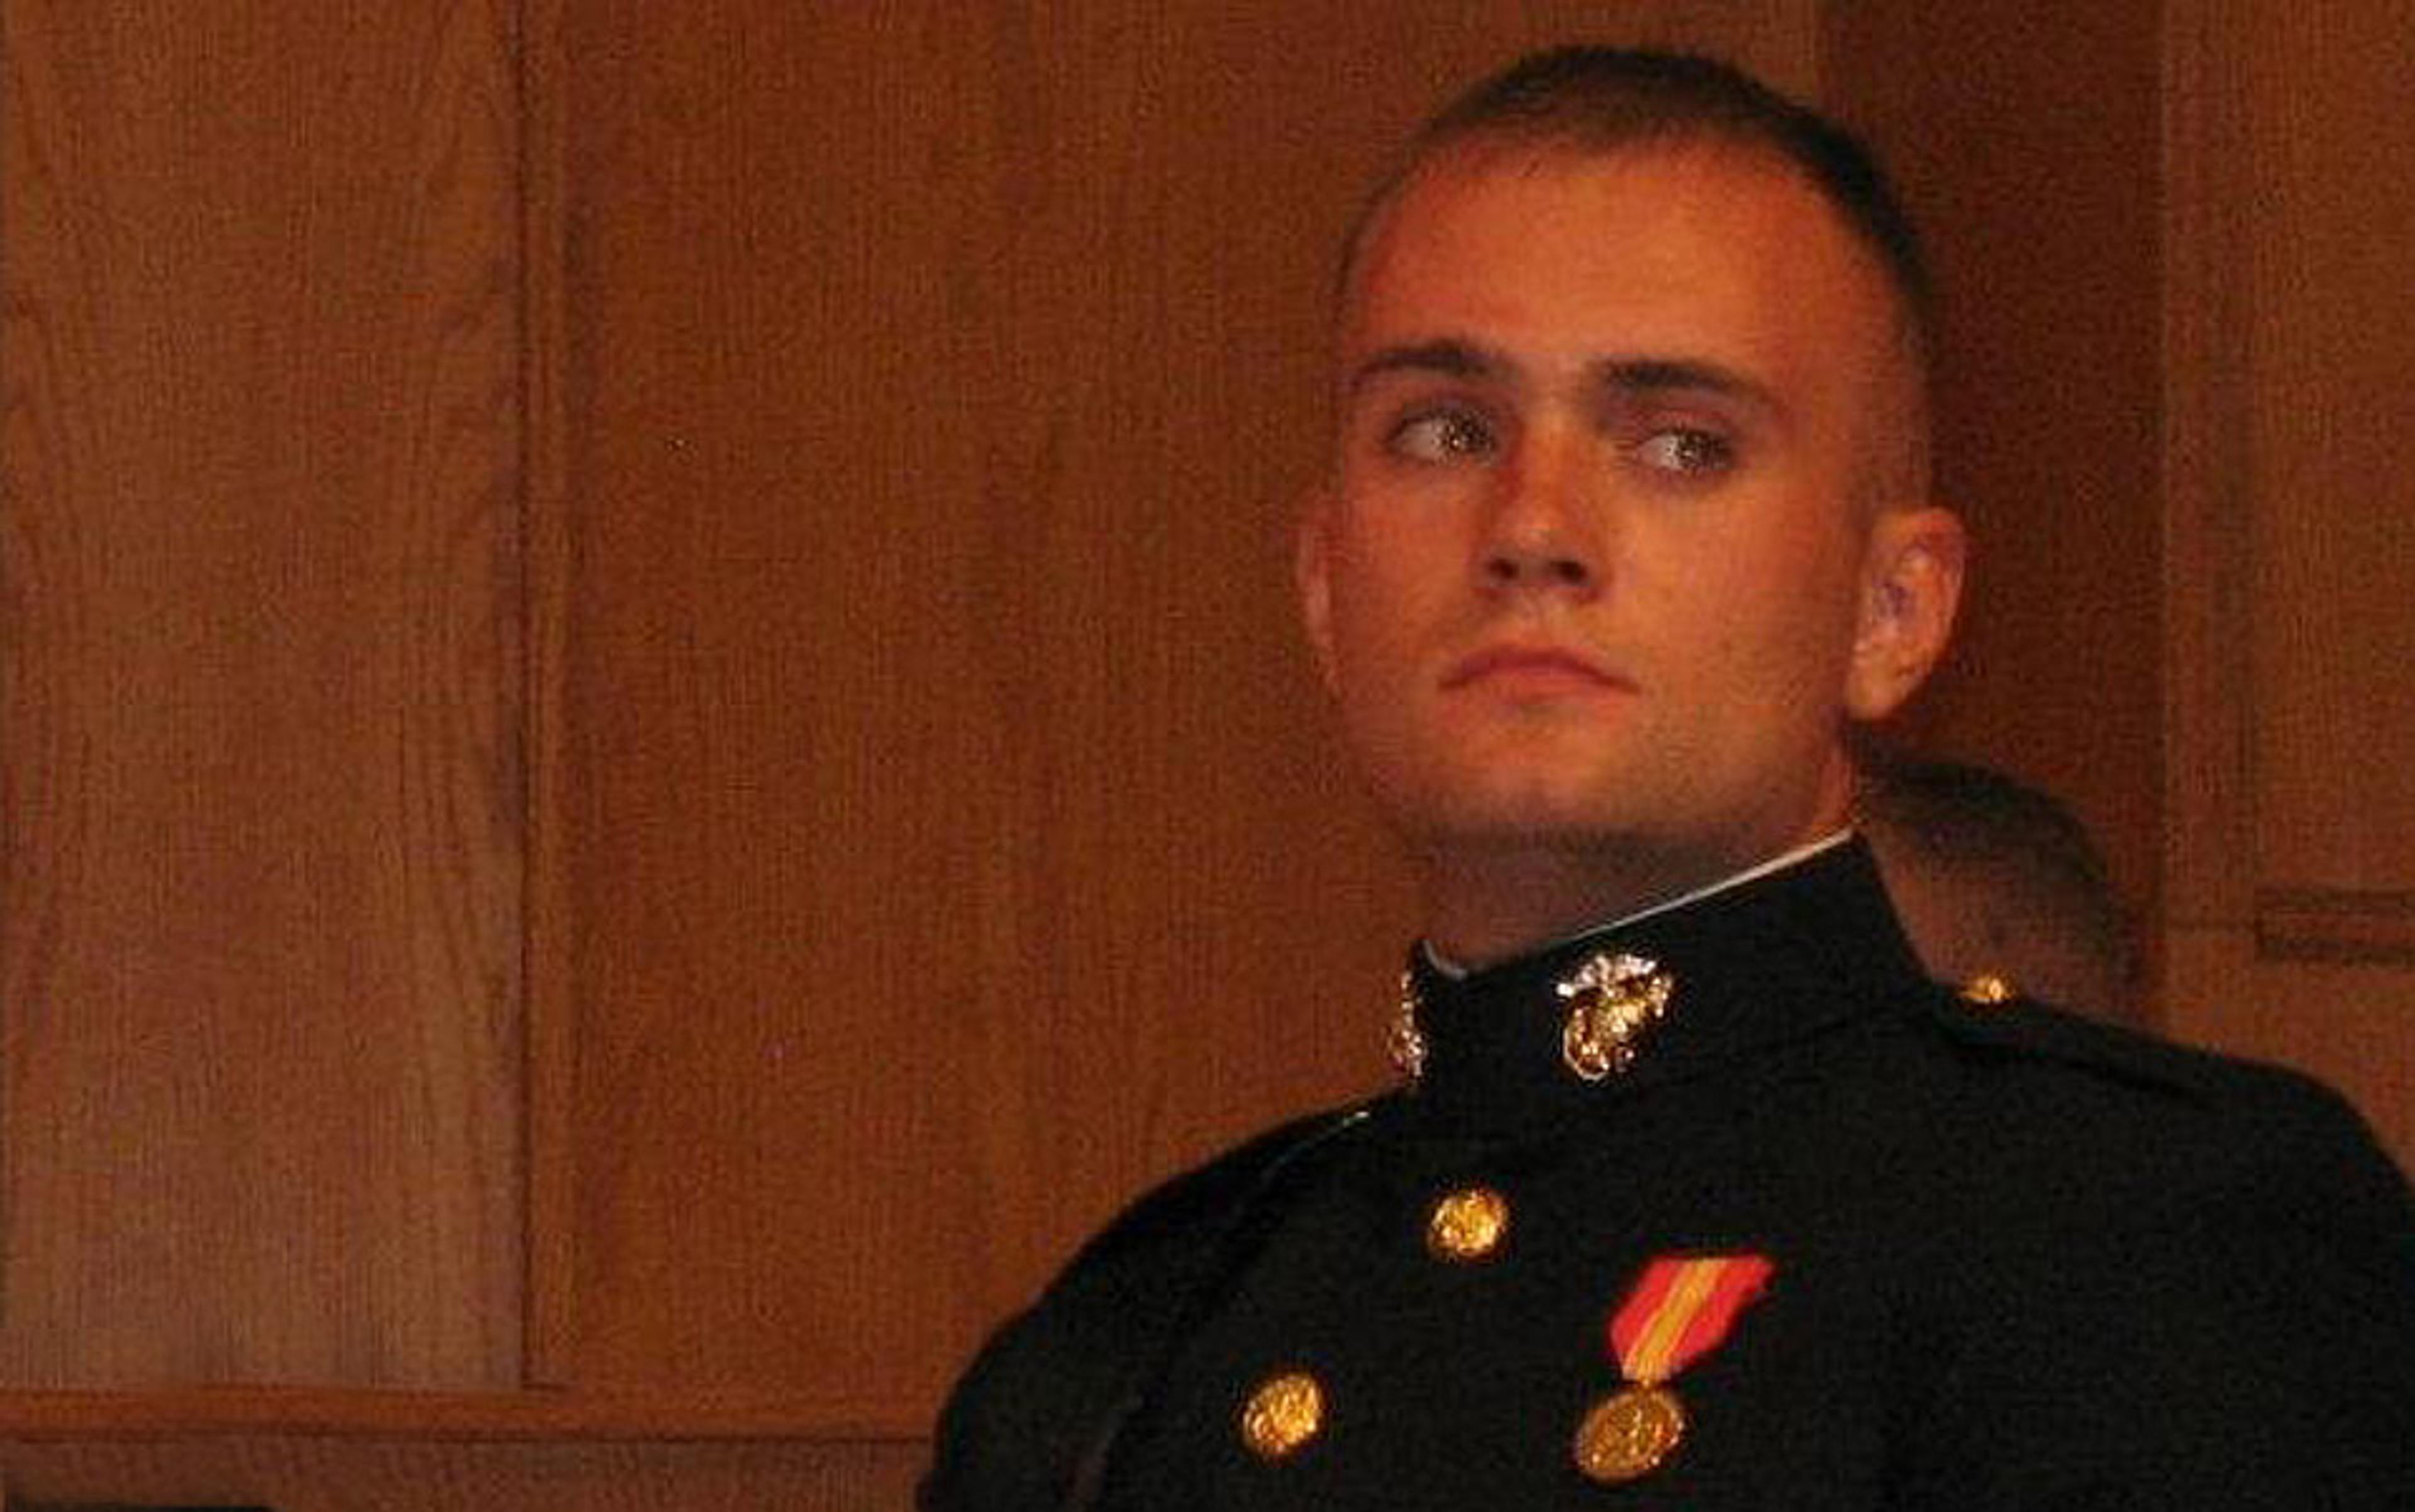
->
<box><xmin>924</xmin><ymin>840</ymin><xmax>2415</xmax><ymax>1509</ymax></box>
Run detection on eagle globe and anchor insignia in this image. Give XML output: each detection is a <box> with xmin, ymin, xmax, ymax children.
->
<box><xmin>1555</xmin><ymin>951</ymin><xmax>1675</xmax><ymax>1081</ymax></box>
<box><xmin>1391</xmin><ymin>951</ymin><xmax>1675</xmax><ymax>1085</ymax></box>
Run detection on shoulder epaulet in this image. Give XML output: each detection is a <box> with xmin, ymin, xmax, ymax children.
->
<box><xmin>1913</xmin><ymin>972</ymin><xmax>2245</xmax><ymax>1105</ymax></box>
<box><xmin>1901</xmin><ymin>974</ymin><xmax>2415</xmax><ymax>1249</ymax></box>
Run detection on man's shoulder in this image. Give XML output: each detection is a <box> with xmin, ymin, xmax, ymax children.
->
<box><xmin>1909</xmin><ymin>980</ymin><xmax>2360</xmax><ymax>1128</ymax></box>
<box><xmin>921</xmin><ymin>1099</ymin><xmax>1387</xmax><ymax>1511</ymax></box>
<box><xmin>950</xmin><ymin>1096</ymin><xmax>1389</xmax><ymax>1376</ymax></box>
<box><xmin>1873</xmin><ymin>986</ymin><xmax>2415</xmax><ymax>1498</ymax></box>
<box><xmin>1891</xmin><ymin>981</ymin><xmax>2414</xmax><ymax>1246</ymax></box>
<box><xmin>1058</xmin><ymin>1098</ymin><xmax>1389</xmax><ymax>1279</ymax></box>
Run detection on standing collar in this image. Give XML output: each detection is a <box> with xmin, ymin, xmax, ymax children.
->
<box><xmin>1420</xmin><ymin>830</ymin><xmax>1858</xmax><ymax>980</ymax></box>
<box><xmin>1398</xmin><ymin>836</ymin><xmax>1926</xmax><ymax>1133</ymax></box>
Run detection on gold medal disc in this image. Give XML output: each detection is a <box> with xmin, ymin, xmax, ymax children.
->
<box><xmin>1573</xmin><ymin>1384</ymin><xmax>1687</xmax><ymax>1483</ymax></box>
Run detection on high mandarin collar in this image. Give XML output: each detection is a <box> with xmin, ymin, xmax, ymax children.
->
<box><xmin>1397</xmin><ymin>838</ymin><xmax>1928</xmax><ymax>1133</ymax></box>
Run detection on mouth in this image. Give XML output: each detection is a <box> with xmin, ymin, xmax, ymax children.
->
<box><xmin>1441</xmin><ymin>643</ymin><xmax>1631</xmax><ymax>696</ymax></box>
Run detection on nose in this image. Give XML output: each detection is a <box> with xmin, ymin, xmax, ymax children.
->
<box><xmin>1478</xmin><ymin>439</ymin><xmax>1602</xmax><ymax>595</ymax></box>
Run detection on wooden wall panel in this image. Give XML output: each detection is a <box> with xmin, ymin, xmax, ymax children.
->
<box><xmin>2161</xmin><ymin>0</ymin><xmax>2255</xmax><ymax>937</ymax></box>
<box><xmin>549</xmin><ymin>0</ymin><xmax>1818</xmax><ymax>1426</ymax></box>
<box><xmin>2162</xmin><ymin>0</ymin><xmax>2415</xmax><ymax>1167</ymax></box>
<box><xmin>1816</xmin><ymin>3</ymin><xmax>2168</xmax><ymax>984</ymax></box>
<box><xmin>0</xmin><ymin>1</ymin><xmax>524</xmax><ymax>1384</ymax></box>
<box><xmin>0</xmin><ymin>1435</ymin><xmax>922</xmax><ymax>1512</ymax></box>
<box><xmin>2167</xmin><ymin>926</ymin><xmax>2415</xmax><ymax>1171</ymax></box>
<box><xmin>2235</xmin><ymin>6</ymin><xmax>2415</xmax><ymax>903</ymax></box>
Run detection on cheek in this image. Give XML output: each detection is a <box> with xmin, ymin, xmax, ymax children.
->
<box><xmin>1700</xmin><ymin>539</ymin><xmax>1867</xmax><ymax>694</ymax></box>
<box><xmin>1326</xmin><ymin>533</ymin><xmax>1452</xmax><ymax>668</ymax></box>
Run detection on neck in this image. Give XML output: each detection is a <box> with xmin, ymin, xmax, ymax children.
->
<box><xmin>1409</xmin><ymin>748</ymin><xmax>1863</xmax><ymax>969</ymax></box>
<box><xmin>1417</xmin><ymin>848</ymin><xmax>1676</xmax><ymax>968</ymax></box>
<box><xmin>1418</xmin><ymin>830</ymin><xmax>1853</xmax><ymax>970</ymax></box>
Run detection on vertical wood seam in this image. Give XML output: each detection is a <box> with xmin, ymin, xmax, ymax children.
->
<box><xmin>2160</xmin><ymin>0</ymin><xmax>2257</xmax><ymax>936</ymax></box>
<box><xmin>519</xmin><ymin>0</ymin><xmax>577</xmax><ymax>1391</ymax></box>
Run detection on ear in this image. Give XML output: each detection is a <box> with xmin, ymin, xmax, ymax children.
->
<box><xmin>1844</xmin><ymin>505</ymin><xmax>1965</xmax><ymax>721</ymax></box>
<box><xmin>1295</xmin><ymin>485</ymin><xmax>1341</xmax><ymax>692</ymax></box>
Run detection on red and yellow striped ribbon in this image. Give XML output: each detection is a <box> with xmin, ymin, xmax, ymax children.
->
<box><xmin>1607</xmin><ymin>1254</ymin><xmax>1775</xmax><ymax>1386</ymax></box>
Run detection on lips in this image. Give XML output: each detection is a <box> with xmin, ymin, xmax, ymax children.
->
<box><xmin>1442</xmin><ymin>643</ymin><xmax>1631</xmax><ymax>694</ymax></box>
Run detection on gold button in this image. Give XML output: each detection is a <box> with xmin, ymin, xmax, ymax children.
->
<box><xmin>1959</xmin><ymin>973</ymin><xmax>2018</xmax><ymax>1006</ymax></box>
<box><xmin>1239</xmin><ymin>1372</ymin><xmax>1325</xmax><ymax>1460</ymax></box>
<box><xmin>1426</xmin><ymin>1186</ymin><xmax>1511</xmax><ymax>1262</ymax></box>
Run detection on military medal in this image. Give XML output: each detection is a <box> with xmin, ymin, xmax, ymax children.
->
<box><xmin>1574</xmin><ymin>1254</ymin><xmax>1774</xmax><ymax>1484</ymax></box>
<box><xmin>1574</xmin><ymin>1382</ymin><xmax>1687</xmax><ymax>1483</ymax></box>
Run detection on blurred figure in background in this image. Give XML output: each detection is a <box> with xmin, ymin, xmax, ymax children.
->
<box><xmin>1857</xmin><ymin>753</ymin><xmax>2140</xmax><ymax>1023</ymax></box>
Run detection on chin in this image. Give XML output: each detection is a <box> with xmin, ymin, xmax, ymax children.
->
<box><xmin>1385</xmin><ymin>773</ymin><xmax>1640</xmax><ymax>853</ymax></box>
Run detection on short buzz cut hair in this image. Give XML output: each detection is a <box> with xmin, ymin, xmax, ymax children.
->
<box><xmin>1352</xmin><ymin>47</ymin><xmax>1931</xmax><ymax>341</ymax></box>
<box><xmin>1337</xmin><ymin>47</ymin><xmax>1937</xmax><ymax>506</ymax></box>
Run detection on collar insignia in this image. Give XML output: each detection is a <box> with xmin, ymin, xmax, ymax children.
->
<box><xmin>1389</xmin><ymin>969</ymin><xmax>1428</xmax><ymax>1083</ymax></box>
<box><xmin>1557</xmin><ymin>951</ymin><xmax>1675</xmax><ymax>1081</ymax></box>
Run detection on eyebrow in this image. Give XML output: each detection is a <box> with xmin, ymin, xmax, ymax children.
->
<box><xmin>1600</xmin><ymin>357</ymin><xmax>1780</xmax><ymax>416</ymax></box>
<box><xmin>1347</xmin><ymin>339</ymin><xmax>1782</xmax><ymax>419</ymax></box>
<box><xmin>1346</xmin><ymin>338</ymin><xmax>1497</xmax><ymax>394</ymax></box>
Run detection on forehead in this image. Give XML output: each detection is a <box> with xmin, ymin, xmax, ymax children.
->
<box><xmin>1341</xmin><ymin>142</ymin><xmax>1901</xmax><ymax>395</ymax></box>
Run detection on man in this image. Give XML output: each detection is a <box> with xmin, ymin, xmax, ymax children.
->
<box><xmin>925</xmin><ymin>48</ymin><xmax>2415</xmax><ymax>1509</ymax></box>
<box><xmin>1857</xmin><ymin>753</ymin><xmax>2140</xmax><ymax>1022</ymax></box>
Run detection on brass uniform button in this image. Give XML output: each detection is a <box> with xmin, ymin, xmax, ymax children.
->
<box><xmin>1959</xmin><ymin>973</ymin><xmax>2018</xmax><ymax>1006</ymax></box>
<box><xmin>1426</xmin><ymin>1186</ymin><xmax>1511</xmax><ymax>1262</ymax></box>
<box><xmin>1239</xmin><ymin>1372</ymin><xmax>1325</xmax><ymax>1460</ymax></box>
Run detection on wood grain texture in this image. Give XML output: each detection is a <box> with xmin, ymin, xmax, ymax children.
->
<box><xmin>1818</xmin><ymin>3</ymin><xmax>2168</xmax><ymax>991</ymax></box>
<box><xmin>0</xmin><ymin>1385</ymin><xmax>908</xmax><ymax>1438</ymax></box>
<box><xmin>519</xmin><ymin>0</ymin><xmax>579</xmax><ymax>1393</ymax></box>
<box><xmin>0</xmin><ymin>1</ymin><xmax>523</xmax><ymax>1383</ymax></box>
<box><xmin>2157</xmin><ymin>1</ymin><xmax>2415</xmax><ymax>1164</ymax></box>
<box><xmin>2165</xmin><ymin>0</ymin><xmax>2415</xmax><ymax>920</ymax></box>
<box><xmin>2165</xmin><ymin>925</ymin><xmax>2415</xmax><ymax>1175</ymax></box>
<box><xmin>2258</xmin><ymin>889</ymin><xmax>2415</xmax><ymax>969</ymax></box>
<box><xmin>0</xmin><ymin>1436</ymin><xmax>924</xmax><ymax>1512</ymax></box>
<box><xmin>2159</xmin><ymin>0</ymin><xmax>2258</xmax><ymax>930</ymax></box>
<box><xmin>549</xmin><ymin>0</ymin><xmax>1816</xmax><ymax>1427</ymax></box>
<box><xmin>2233</xmin><ymin>4</ymin><xmax>2415</xmax><ymax>898</ymax></box>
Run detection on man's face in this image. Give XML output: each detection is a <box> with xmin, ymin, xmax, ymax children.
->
<box><xmin>1302</xmin><ymin>141</ymin><xmax>1946</xmax><ymax>886</ymax></box>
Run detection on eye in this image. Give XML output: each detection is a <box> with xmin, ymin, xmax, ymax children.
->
<box><xmin>1633</xmin><ymin>427</ymin><xmax>1734</xmax><ymax>475</ymax></box>
<box><xmin>1386</xmin><ymin>406</ymin><xmax>1498</xmax><ymax>464</ymax></box>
